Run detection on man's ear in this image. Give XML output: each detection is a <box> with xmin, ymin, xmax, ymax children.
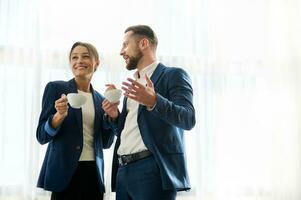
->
<box><xmin>139</xmin><ymin>38</ymin><xmax>149</xmax><ymax>50</ymax></box>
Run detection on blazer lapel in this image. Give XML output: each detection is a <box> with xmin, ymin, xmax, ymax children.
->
<box><xmin>91</xmin><ymin>85</ymin><xmax>101</xmax><ymax>138</ymax></box>
<box><xmin>118</xmin><ymin>96</ymin><xmax>128</xmax><ymax>137</ymax></box>
<box><xmin>123</xmin><ymin>96</ymin><xmax>128</xmax><ymax>111</ymax></box>
<box><xmin>68</xmin><ymin>79</ymin><xmax>83</xmax><ymax>132</ymax></box>
<box><xmin>150</xmin><ymin>63</ymin><xmax>164</xmax><ymax>88</ymax></box>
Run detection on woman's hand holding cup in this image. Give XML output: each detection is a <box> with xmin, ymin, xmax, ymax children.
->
<box><xmin>102</xmin><ymin>84</ymin><xmax>120</xmax><ymax>120</ymax></box>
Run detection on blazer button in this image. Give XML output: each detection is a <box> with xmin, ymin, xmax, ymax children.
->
<box><xmin>76</xmin><ymin>145</ymin><xmax>81</xmax><ymax>150</ymax></box>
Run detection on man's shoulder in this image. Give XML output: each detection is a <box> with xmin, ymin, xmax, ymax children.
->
<box><xmin>158</xmin><ymin>63</ymin><xmax>188</xmax><ymax>76</ymax></box>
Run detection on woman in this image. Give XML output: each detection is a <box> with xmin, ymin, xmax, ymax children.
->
<box><xmin>36</xmin><ymin>42</ymin><xmax>119</xmax><ymax>200</ymax></box>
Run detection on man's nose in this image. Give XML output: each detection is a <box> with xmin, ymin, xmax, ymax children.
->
<box><xmin>120</xmin><ymin>49</ymin><xmax>124</xmax><ymax>56</ymax></box>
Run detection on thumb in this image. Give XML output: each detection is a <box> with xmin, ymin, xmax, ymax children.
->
<box><xmin>105</xmin><ymin>84</ymin><xmax>116</xmax><ymax>91</ymax></box>
<box><xmin>61</xmin><ymin>94</ymin><xmax>67</xmax><ymax>101</ymax></box>
<box><xmin>145</xmin><ymin>74</ymin><xmax>153</xmax><ymax>88</ymax></box>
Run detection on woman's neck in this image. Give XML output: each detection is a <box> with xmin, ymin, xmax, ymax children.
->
<box><xmin>74</xmin><ymin>77</ymin><xmax>91</xmax><ymax>92</ymax></box>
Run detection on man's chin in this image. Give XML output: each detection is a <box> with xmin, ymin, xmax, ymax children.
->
<box><xmin>126</xmin><ymin>64</ymin><xmax>136</xmax><ymax>71</ymax></box>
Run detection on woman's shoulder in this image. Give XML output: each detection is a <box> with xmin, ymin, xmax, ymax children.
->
<box><xmin>48</xmin><ymin>80</ymin><xmax>70</xmax><ymax>86</ymax></box>
<box><xmin>44</xmin><ymin>80</ymin><xmax>72</xmax><ymax>92</ymax></box>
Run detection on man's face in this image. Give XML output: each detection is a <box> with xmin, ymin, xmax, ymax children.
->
<box><xmin>120</xmin><ymin>31</ymin><xmax>143</xmax><ymax>70</ymax></box>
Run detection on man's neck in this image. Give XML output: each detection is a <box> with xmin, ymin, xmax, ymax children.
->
<box><xmin>137</xmin><ymin>55</ymin><xmax>156</xmax><ymax>72</ymax></box>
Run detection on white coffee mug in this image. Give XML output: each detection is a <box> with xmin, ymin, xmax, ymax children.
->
<box><xmin>67</xmin><ymin>93</ymin><xmax>87</xmax><ymax>109</ymax></box>
<box><xmin>104</xmin><ymin>89</ymin><xmax>122</xmax><ymax>103</ymax></box>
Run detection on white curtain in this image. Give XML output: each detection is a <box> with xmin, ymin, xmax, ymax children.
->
<box><xmin>0</xmin><ymin>0</ymin><xmax>301</xmax><ymax>200</ymax></box>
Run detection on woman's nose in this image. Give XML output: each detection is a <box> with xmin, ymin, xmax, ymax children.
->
<box><xmin>77</xmin><ymin>57</ymin><xmax>83</xmax><ymax>63</ymax></box>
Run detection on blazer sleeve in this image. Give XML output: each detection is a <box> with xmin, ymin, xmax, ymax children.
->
<box><xmin>151</xmin><ymin>68</ymin><xmax>196</xmax><ymax>130</ymax></box>
<box><xmin>101</xmin><ymin>115</ymin><xmax>118</xmax><ymax>149</ymax></box>
<box><xmin>36</xmin><ymin>82</ymin><xmax>62</xmax><ymax>144</ymax></box>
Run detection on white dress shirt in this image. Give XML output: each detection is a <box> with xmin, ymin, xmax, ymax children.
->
<box><xmin>78</xmin><ymin>90</ymin><xmax>95</xmax><ymax>161</ymax></box>
<box><xmin>117</xmin><ymin>61</ymin><xmax>158</xmax><ymax>155</ymax></box>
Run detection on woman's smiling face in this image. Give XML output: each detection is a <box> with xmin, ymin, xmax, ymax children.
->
<box><xmin>70</xmin><ymin>45</ymin><xmax>99</xmax><ymax>79</ymax></box>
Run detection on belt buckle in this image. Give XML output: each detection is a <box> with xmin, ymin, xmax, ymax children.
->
<box><xmin>118</xmin><ymin>151</ymin><xmax>151</xmax><ymax>166</ymax></box>
<box><xmin>118</xmin><ymin>156</ymin><xmax>127</xmax><ymax>166</ymax></box>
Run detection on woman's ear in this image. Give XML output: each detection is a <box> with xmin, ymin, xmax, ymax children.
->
<box><xmin>94</xmin><ymin>60</ymin><xmax>100</xmax><ymax>72</ymax></box>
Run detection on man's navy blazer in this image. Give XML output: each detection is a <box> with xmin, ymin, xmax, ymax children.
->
<box><xmin>111</xmin><ymin>63</ymin><xmax>196</xmax><ymax>191</ymax></box>
<box><xmin>36</xmin><ymin>78</ymin><xmax>116</xmax><ymax>192</ymax></box>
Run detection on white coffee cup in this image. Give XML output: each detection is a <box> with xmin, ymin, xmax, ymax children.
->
<box><xmin>104</xmin><ymin>89</ymin><xmax>122</xmax><ymax>103</ymax></box>
<box><xmin>67</xmin><ymin>93</ymin><xmax>87</xmax><ymax>109</ymax></box>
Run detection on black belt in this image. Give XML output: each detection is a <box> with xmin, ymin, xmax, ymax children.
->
<box><xmin>118</xmin><ymin>150</ymin><xmax>152</xmax><ymax>166</ymax></box>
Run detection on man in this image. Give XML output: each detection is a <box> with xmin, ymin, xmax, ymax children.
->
<box><xmin>110</xmin><ymin>25</ymin><xmax>195</xmax><ymax>200</ymax></box>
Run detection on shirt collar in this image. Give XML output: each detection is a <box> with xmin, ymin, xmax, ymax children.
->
<box><xmin>134</xmin><ymin>61</ymin><xmax>159</xmax><ymax>80</ymax></box>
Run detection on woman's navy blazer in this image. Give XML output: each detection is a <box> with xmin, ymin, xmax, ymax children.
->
<box><xmin>36</xmin><ymin>78</ymin><xmax>116</xmax><ymax>192</ymax></box>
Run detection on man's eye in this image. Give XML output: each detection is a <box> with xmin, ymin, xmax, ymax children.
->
<box><xmin>72</xmin><ymin>56</ymin><xmax>78</xmax><ymax>60</ymax></box>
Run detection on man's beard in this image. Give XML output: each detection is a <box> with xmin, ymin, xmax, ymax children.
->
<box><xmin>126</xmin><ymin>51</ymin><xmax>143</xmax><ymax>70</ymax></box>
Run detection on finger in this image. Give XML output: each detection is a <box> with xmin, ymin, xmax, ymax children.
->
<box><xmin>102</xmin><ymin>99</ymin><xmax>110</xmax><ymax>106</ymax></box>
<box><xmin>56</xmin><ymin>105</ymin><xmax>68</xmax><ymax>112</ymax></box>
<box><xmin>55</xmin><ymin>100</ymin><xmax>61</xmax><ymax>106</ymax></box>
<box><xmin>145</xmin><ymin>74</ymin><xmax>153</xmax><ymax>88</ymax></box>
<box><xmin>105</xmin><ymin>84</ymin><xmax>116</xmax><ymax>91</ymax></box>
<box><xmin>123</xmin><ymin>92</ymin><xmax>138</xmax><ymax>101</ymax></box>
<box><xmin>106</xmin><ymin>106</ymin><xmax>118</xmax><ymax>113</ymax></box>
<box><xmin>102</xmin><ymin>103</ymin><xmax>111</xmax><ymax>111</ymax></box>
<box><xmin>61</xmin><ymin>94</ymin><xmax>67</xmax><ymax>101</ymax></box>
<box><xmin>56</xmin><ymin>99</ymin><xmax>68</xmax><ymax>106</ymax></box>
<box><xmin>121</xmin><ymin>83</ymin><xmax>136</xmax><ymax>93</ymax></box>
<box><xmin>121</xmin><ymin>86</ymin><xmax>138</xmax><ymax>96</ymax></box>
<box><xmin>111</xmin><ymin>101</ymin><xmax>120</xmax><ymax>106</ymax></box>
<box><xmin>127</xmin><ymin>78</ymin><xmax>144</xmax><ymax>88</ymax></box>
<box><xmin>122</xmin><ymin>80</ymin><xmax>139</xmax><ymax>89</ymax></box>
<box><xmin>56</xmin><ymin>95</ymin><xmax>67</xmax><ymax>103</ymax></box>
<box><xmin>56</xmin><ymin>98</ymin><xmax>64</xmax><ymax>103</ymax></box>
<box><xmin>108</xmin><ymin>103</ymin><xmax>120</xmax><ymax>110</ymax></box>
<box><xmin>122</xmin><ymin>81</ymin><xmax>133</xmax><ymax>88</ymax></box>
<box><xmin>105</xmin><ymin>84</ymin><xmax>115</xmax><ymax>87</ymax></box>
<box><xmin>55</xmin><ymin>103</ymin><xmax>68</xmax><ymax>111</ymax></box>
<box><xmin>103</xmin><ymin>104</ymin><xmax>116</xmax><ymax>112</ymax></box>
<box><xmin>102</xmin><ymin>100</ymin><xmax>119</xmax><ymax>109</ymax></box>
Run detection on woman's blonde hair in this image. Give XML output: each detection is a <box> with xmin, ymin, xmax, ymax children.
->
<box><xmin>69</xmin><ymin>41</ymin><xmax>99</xmax><ymax>62</ymax></box>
